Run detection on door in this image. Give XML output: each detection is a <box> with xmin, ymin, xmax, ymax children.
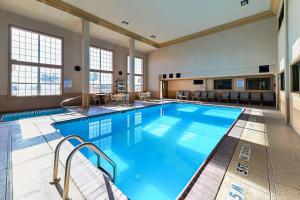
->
<box><xmin>160</xmin><ymin>81</ymin><xmax>168</xmax><ymax>99</ymax></box>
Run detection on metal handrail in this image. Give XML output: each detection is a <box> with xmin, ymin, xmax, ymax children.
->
<box><xmin>62</xmin><ymin>142</ymin><xmax>117</xmax><ymax>200</ymax></box>
<box><xmin>60</xmin><ymin>95</ymin><xmax>82</xmax><ymax>107</ymax></box>
<box><xmin>50</xmin><ymin>135</ymin><xmax>85</xmax><ymax>184</ymax></box>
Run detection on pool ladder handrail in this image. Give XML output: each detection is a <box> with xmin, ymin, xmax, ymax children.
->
<box><xmin>60</xmin><ymin>95</ymin><xmax>82</xmax><ymax>107</ymax></box>
<box><xmin>50</xmin><ymin>135</ymin><xmax>117</xmax><ymax>200</ymax></box>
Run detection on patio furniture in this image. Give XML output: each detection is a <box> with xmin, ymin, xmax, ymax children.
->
<box><xmin>192</xmin><ymin>91</ymin><xmax>201</xmax><ymax>101</ymax></box>
<box><xmin>239</xmin><ymin>92</ymin><xmax>250</xmax><ymax>104</ymax></box>
<box><xmin>182</xmin><ymin>91</ymin><xmax>190</xmax><ymax>100</ymax></box>
<box><xmin>90</xmin><ymin>94</ymin><xmax>101</xmax><ymax>105</ymax></box>
<box><xmin>263</xmin><ymin>92</ymin><xmax>275</xmax><ymax>106</ymax></box>
<box><xmin>200</xmin><ymin>91</ymin><xmax>208</xmax><ymax>101</ymax></box>
<box><xmin>176</xmin><ymin>91</ymin><xmax>184</xmax><ymax>100</ymax></box>
<box><xmin>144</xmin><ymin>91</ymin><xmax>151</xmax><ymax>101</ymax></box>
<box><xmin>207</xmin><ymin>91</ymin><xmax>216</xmax><ymax>101</ymax></box>
<box><xmin>221</xmin><ymin>91</ymin><xmax>230</xmax><ymax>102</ymax></box>
<box><xmin>230</xmin><ymin>92</ymin><xmax>239</xmax><ymax>103</ymax></box>
<box><xmin>250</xmin><ymin>92</ymin><xmax>261</xmax><ymax>105</ymax></box>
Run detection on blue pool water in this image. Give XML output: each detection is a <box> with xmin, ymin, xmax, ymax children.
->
<box><xmin>1</xmin><ymin>108</ymin><xmax>70</xmax><ymax>122</ymax></box>
<box><xmin>55</xmin><ymin>103</ymin><xmax>242</xmax><ymax>200</ymax></box>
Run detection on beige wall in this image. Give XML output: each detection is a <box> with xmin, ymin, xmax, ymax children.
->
<box><xmin>0</xmin><ymin>9</ymin><xmax>147</xmax><ymax>112</ymax></box>
<box><xmin>148</xmin><ymin>18</ymin><xmax>277</xmax><ymax>98</ymax></box>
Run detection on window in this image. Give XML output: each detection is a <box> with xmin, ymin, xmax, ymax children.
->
<box><xmin>246</xmin><ymin>78</ymin><xmax>270</xmax><ymax>90</ymax></box>
<box><xmin>280</xmin><ymin>72</ymin><xmax>285</xmax><ymax>91</ymax></box>
<box><xmin>10</xmin><ymin>26</ymin><xmax>62</xmax><ymax>96</ymax></box>
<box><xmin>214</xmin><ymin>79</ymin><xmax>232</xmax><ymax>90</ymax></box>
<box><xmin>89</xmin><ymin>47</ymin><xmax>113</xmax><ymax>93</ymax></box>
<box><xmin>127</xmin><ymin>56</ymin><xmax>144</xmax><ymax>92</ymax></box>
<box><xmin>292</xmin><ymin>63</ymin><xmax>300</xmax><ymax>92</ymax></box>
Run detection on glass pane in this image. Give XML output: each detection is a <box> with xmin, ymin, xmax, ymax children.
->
<box><xmin>40</xmin><ymin>67</ymin><xmax>61</xmax><ymax>95</ymax></box>
<box><xmin>100</xmin><ymin>72</ymin><xmax>112</xmax><ymax>93</ymax></box>
<box><xmin>40</xmin><ymin>34</ymin><xmax>62</xmax><ymax>65</ymax></box>
<box><xmin>89</xmin><ymin>47</ymin><xmax>101</xmax><ymax>70</ymax></box>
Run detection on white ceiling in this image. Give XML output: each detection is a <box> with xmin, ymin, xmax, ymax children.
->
<box><xmin>0</xmin><ymin>0</ymin><xmax>271</xmax><ymax>52</ymax></box>
<box><xmin>63</xmin><ymin>0</ymin><xmax>271</xmax><ymax>43</ymax></box>
<box><xmin>0</xmin><ymin>0</ymin><xmax>156</xmax><ymax>52</ymax></box>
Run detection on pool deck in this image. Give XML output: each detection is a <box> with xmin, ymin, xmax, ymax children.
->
<box><xmin>0</xmin><ymin>100</ymin><xmax>300</xmax><ymax>200</ymax></box>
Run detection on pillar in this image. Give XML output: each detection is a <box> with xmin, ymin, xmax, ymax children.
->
<box><xmin>82</xmin><ymin>20</ymin><xmax>90</xmax><ymax>109</ymax></box>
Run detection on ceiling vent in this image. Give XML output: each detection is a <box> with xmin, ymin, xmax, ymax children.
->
<box><xmin>150</xmin><ymin>35</ymin><xmax>156</xmax><ymax>38</ymax></box>
<box><xmin>240</xmin><ymin>0</ymin><xmax>249</xmax><ymax>6</ymax></box>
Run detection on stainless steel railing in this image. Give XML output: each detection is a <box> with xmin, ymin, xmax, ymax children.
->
<box><xmin>50</xmin><ymin>135</ymin><xmax>117</xmax><ymax>200</ymax></box>
<box><xmin>60</xmin><ymin>95</ymin><xmax>82</xmax><ymax>107</ymax></box>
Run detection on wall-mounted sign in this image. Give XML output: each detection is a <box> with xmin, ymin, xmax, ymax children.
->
<box><xmin>64</xmin><ymin>79</ymin><xmax>72</xmax><ymax>89</ymax></box>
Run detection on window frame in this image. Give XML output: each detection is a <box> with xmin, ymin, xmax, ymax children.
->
<box><xmin>127</xmin><ymin>56</ymin><xmax>144</xmax><ymax>92</ymax></box>
<box><xmin>89</xmin><ymin>45</ymin><xmax>114</xmax><ymax>94</ymax></box>
<box><xmin>213</xmin><ymin>79</ymin><xmax>232</xmax><ymax>90</ymax></box>
<box><xmin>246</xmin><ymin>77</ymin><xmax>271</xmax><ymax>91</ymax></box>
<box><xmin>8</xmin><ymin>24</ymin><xmax>64</xmax><ymax>97</ymax></box>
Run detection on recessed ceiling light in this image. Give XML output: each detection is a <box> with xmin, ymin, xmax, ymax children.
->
<box><xmin>240</xmin><ymin>0</ymin><xmax>249</xmax><ymax>6</ymax></box>
<box><xmin>121</xmin><ymin>21</ymin><xmax>129</xmax><ymax>25</ymax></box>
<box><xmin>150</xmin><ymin>35</ymin><xmax>156</xmax><ymax>38</ymax></box>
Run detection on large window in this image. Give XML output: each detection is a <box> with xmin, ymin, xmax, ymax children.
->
<box><xmin>127</xmin><ymin>56</ymin><xmax>143</xmax><ymax>92</ymax></box>
<box><xmin>214</xmin><ymin>79</ymin><xmax>232</xmax><ymax>90</ymax></box>
<box><xmin>292</xmin><ymin>63</ymin><xmax>300</xmax><ymax>92</ymax></box>
<box><xmin>10</xmin><ymin>26</ymin><xmax>62</xmax><ymax>96</ymax></box>
<box><xmin>246</xmin><ymin>78</ymin><xmax>270</xmax><ymax>90</ymax></box>
<box><xmin>89</xmin><ymin>47</ymin><xmax>113</xmax><ymax>93</ymax></box>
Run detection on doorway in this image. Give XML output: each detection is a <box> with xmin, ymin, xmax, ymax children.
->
<box><xmin>160</xmin><ymin>81</ymin><xmax>168</xmax><ymax>99</ymax></box>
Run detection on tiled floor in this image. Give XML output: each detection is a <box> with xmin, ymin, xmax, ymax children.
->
<box><xmin>0</xmin><ymin>100</ymin><xmax>300</xmax><ymax>200</ymax></box>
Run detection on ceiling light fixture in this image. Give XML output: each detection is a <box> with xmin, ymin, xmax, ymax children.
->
<box><xmin>240</xmin><ymin>0</ymin><xmax>249</xmax><ymax>6</ymax></box>
<box><xmin>150</xmin><ymin>35</ymin><xmax>156</xmax><ymax>39</ymax></box>
<box><xmin>121</xmin><ymin>21</ymin><xmax>129</xmax><ymax>25</ymax></box>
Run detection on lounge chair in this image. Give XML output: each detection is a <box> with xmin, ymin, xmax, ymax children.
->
<box><xmin>263</xmin><ymin>92</ymin><xmax>275</xmax><ymax>106</ymax></box>
<box><xmin>250</xmin><ymin>92</ymin><xmax>261</xmax><ymax>105</ymax></box>
<box><xmin>144</xmin><ymin>91</ymin><xmax>151</xmax><ymax>101</ymax></box>
<box><xmin>230</xmin><ymin>92</ymin><xmax>239</xmax><ymax>103</ymax></box>
<box><xmin>182</xmin><ymin>91</ymin><xmax>190</xmax><ymax>100</ymax></box>
<box><xmin>176</xmin><ymin>91</ymin><xmax>184</xmax><ymax>100</ymax></box>
<box><xmin>221</xmin><ymin>91</ymin><xmax>230</xmax><ymax>102</ymax></box>
<box><xmin>192</xmin><ymin>91</ymin><xmax>201</xmax><ymax>101</ymax></box>
<box><xmin>200</xmin><ymin>91</ymin><xmax>208</xmax><ymax>101</ymax></box>
<box><xmin>207</xmin><ymin>91</ymin><xmax>216</xmax><ymax>101</ymax></box>
<box><xmin>239</xmin><ymin>92</ymin><xmax>249</xmax><ymax>104</ymax></box>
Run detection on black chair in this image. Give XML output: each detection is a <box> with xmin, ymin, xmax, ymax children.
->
<box><xmin>239</xmin><ymin>92</ymin><xmax>250</xmax><ymax>104</ymax></box>
<box><xmin>192</xmin><ymin>91</ymin><xmax>201</xmax><ymax>101</ymax></box>
<box><xmin>221</xmin><ymin>91</ymin><xmax>230</xmax><ymax>102</ymax></box>
<box><xmin>263</xmin><ymin>92</ymin><xmax>275</xmax><ymax>106</ymax></box>
<box><xmin>207</xmin><ymin>91</ymin><xmax>216</xmax><ymax>101</ymax></box>
<box><xmin>200</xmin><ymin>91</ymin><xmax>208</xmax><ymax>101</ymax></box>
<box><xmin>230</xmin><ymin>92</ymin><xmax>239</xmax><ymax>104</ymax></box>
<box><xmin>250</xmin><ymin>92</ymin><xmax>262</xmax><ymax>105</ymax></box>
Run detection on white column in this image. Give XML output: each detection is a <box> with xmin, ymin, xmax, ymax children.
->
<box><xmin>129</xmin><ymin>38</ymin><xmax>135</xmax><ymax>93</ymax></box>
<box><xmin>284</xmin><ymin>0</ymin><xmax>290</xmax><ymax>122</ymax></box>
<box><xmin>82</xmin><ymin>20</ymin><xmax>90</xmax><ymax>109</ymax></box>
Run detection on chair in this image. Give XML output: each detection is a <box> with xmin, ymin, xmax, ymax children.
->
<box><xmin>192</xmin><ymin>91</ymin><xmax>201</xmax><ymax>101</ymax></box>
<box><xmin>250</xmin><ymin>92</ymin><xmax>261</xmax><ymax>105</ymax></box>
<box><xmin>263</xmin><ymin>92</ymin><xmax>275</xmax><ymax>106</ymax></box>
<box><xmin>239</xmin><ymin>92</ymin><xmax>249</xmax><ymax>104</ymax></box>
<box><xmin>144</xmin><ymin>91</ymin><xmax>151</xmax><ymax>101</ymax></box>
<box><xmin>176</xmin><ymin>91</ymin><xmax>184</xmax><ymax>100</ymax></box>
<box><xmin>207</xmin><ymin>91</ymin><xmax>216</xmax><ymax>101</ymax></box>
<box><xmin>230</xmin><ymin>92</ymin><xmax>239</xmax><ymax>104</ymax></box>
<box><xmin>139</xmin><ymin>92</ymin><xmax>146</xmax><ymax>101</ymax></box>
<box><xmin>91</xmin><ymin>94</ymin><xmax>101</xmax><ymax>105</ymax></box>
<box><xmin>182</xmin><ymin>91</ymin><xmax>190</xmax><ymax>100</ymax></box>
<box><xmin>221</xmin><ymin>91</ymin><xmax>230</xmax><ymax>102</ymax></box>
<box><xmin>200</xmin><ymin>91</ymin><xmax>208</xmax><ymax>101</ymax></box>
